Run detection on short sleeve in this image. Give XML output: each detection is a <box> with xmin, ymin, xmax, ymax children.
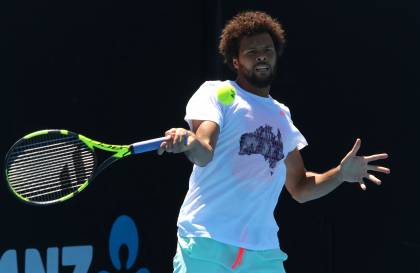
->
<box><xmin>282</xmin><ymin>105</ymin><xmax>308</xmax><ymax>155</ymax></box>
<box><xmin>184</xmin><ymin>81</ymin><xmax>224</xmax><ymax>130</ymax></box>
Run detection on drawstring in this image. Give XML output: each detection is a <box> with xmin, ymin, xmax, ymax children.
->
<box><xmin>231</xmin><ymin>247</ymin><xmax>245</xmax><ymax>269</ymax></box>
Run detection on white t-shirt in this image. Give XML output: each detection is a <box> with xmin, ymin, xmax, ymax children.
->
<box><xmin>177</xmin><ymin>80</ymin><xmax>308</xmax><ymax>250</ymax></box>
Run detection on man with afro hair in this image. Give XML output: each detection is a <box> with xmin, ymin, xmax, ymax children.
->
<box><xmin>158</xmin><ymin>11</ymin><xmax>390</xmax><ymax>273</ymax></box>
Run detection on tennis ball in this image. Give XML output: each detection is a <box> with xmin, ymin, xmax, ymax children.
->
<box><xmin>216</xmin><ymin>85</ymin><xmax>236</xmax><ymax>105</ymax></box>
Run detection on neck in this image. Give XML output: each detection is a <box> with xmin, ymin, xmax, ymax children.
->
<box><xmin>235</xmin><ymin>76</ymin><xmax>270</xmax><ymax>97</ymax></box>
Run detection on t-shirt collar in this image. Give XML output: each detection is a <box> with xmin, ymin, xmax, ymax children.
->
<box><xmin>229</xmin><ymin>80</ymin><xmax>273</xmax><ymax>103</ymax></box>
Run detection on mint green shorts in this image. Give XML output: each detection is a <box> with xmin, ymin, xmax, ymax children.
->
<box><xmin>173</xmin><ymin>236</ymin><xmax>288</xmax><ymax>273</ymax></box>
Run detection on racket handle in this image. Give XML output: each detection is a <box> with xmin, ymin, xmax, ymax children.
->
<box><xmin>131</xmin><ymin>135</ymin><xmax>188</xmax><ymax>154</ymax></box>
<box><xmin>131</xmin><ymin>137</ymin><xmax>167</xmax><ymax>154</ymax></box>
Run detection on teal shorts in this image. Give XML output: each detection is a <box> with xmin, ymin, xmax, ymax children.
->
<box><xmin>173</xmin><ymin>236</ymin><xmax>288</xmax><ymax>273</ymax></box>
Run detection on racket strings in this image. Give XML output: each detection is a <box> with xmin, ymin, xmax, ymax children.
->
<box><xmin>6</xmin><ymin>135</ymin><xmax>97</xmax><ymax>202</ymax></box>
<box><xmin>28</xmin><ymin>185</ymin><xmax>81</xmax><ymax>201</ymax></box>
<box><xmin>8</xmin><ymin>135</ymin><xmax>77</xmax><ymax>152</ymax></box>
<box><xmin>8</xmin><ymin>139</ymin><xmax>88</xmax><ymax>165</ymax></box>
<box><xmin>9</xmin><ymin>167</ymin><xmax>93</xmax><ymax>198</ymax></box>
<box><xmin>11</xmin><ymin>163</ymin><xmax>93</xmax><ymax>200</ymax></box>
<box><xmin>10</xmin><ymin>160</ymin><xmax>95</xmax><ymax>190</ymax></box>
<box><xmin>8</xmin><ymin>150</ymin><xmax>94</xmax><ymax>182</ymax></box>
<box><xmin>8</xmin><ymin>145</ymin><xmax>94</xmax><ymax>185</ymax></box>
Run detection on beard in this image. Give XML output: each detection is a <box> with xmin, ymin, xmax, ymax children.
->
<box><xmin>242</xmin><ymin>63</ymin><xmax>277</xmax><ymax>88</ymax></box>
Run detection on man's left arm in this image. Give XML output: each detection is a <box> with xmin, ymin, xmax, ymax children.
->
<box><xmin>284</xmin><ymin>138</ymin><xmax>390</xmax><ymax>203</ymax></box>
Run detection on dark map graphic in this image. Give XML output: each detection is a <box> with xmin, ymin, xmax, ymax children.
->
<box><xmin>239</xmin><ymin>125</ymin><xmax>284</xmax><ymax>175</ymax></box>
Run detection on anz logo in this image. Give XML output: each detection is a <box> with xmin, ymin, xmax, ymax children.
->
<box><xmin>0</xmin><ymin>215</ymin><xmax>150</xmax><ymax>273</ymax></box>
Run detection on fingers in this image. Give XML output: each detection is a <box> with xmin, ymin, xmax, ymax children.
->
<box><xmin>157</xmin><ymin>136</ymin><xmax>171</xmax><ymax>155</ymax></box>
<box><xmin>341</xmin><ymin>138</ymin><xmax>362</xmax><ymax>163</ymax></box>
<box><xmin>357</xmin><ymin>172</ymin><xmax>385</xmax><ymax>190</ymax></box>
<box><xmin>173</xmin><ymin>128</ymin><xmax>188</xmax><ymax>146</ymax></box>
<box><xmin>164</xmin><ymin>128</ymin><xmax>177</xmax><ymax>140</ymax></box>
<box><xmin>157</xmin><ymin>147</ymin><xmax>165</xmax><ymax>155</ymax></box>
<box><xmin>350</xmin><ymin>138</ymin><xmax>361</xmax><ymax>156</ymax></box>
<box><xmin>364</xmin><ymin>153</ymin><xmax>388</xmax><ymax>162</ymax></box>
<box><xmin>358</xmin><ymin>174</ymin><xmax>382</xmax><ymax>191</ymax></box>
<box><xmin>342</xmin><ymin>140</ymin><xmax>389</xmax><ymax>191</ymax></box>
<box><xmin>360</xmin><ymin>153</ymin><xmax>389</xmax><ymax>190</ymax></box>
<box><xmin>367</xmin><ymin>174</ymin><xmax>381</xmax><ymax>185</ymax></box>
<box><xmin>158</xmin><ymin>128</ymin><xmax>189</xmax><ymax>155</ymax></box>
<box><xmin>367</xmin><ymin>165</ymin><xmax>391</xmax><ymax>174</ymax></box>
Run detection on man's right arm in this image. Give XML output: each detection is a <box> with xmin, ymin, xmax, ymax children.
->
<box><xmin>157</xmin><ymin>120</ymin><xmax>220</xmax><ymax>167</ymax></box>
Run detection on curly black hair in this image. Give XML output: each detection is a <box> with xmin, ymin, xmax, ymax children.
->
<box><xmin>219</xmin><ymin>11</ymin><xmax>286</xmax><ymax>71</ymax></box>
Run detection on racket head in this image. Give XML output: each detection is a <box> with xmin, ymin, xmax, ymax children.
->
<box><xmin>4</xmin><ymin>129</ymin><xmax>97</xmax><ymax>205</ymax></box>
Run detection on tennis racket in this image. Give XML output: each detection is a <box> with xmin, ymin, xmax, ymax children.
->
<box><xmin>4</xmin><ymin>129</ymin><xmax>177</xmax><ymax>205</ymax></box>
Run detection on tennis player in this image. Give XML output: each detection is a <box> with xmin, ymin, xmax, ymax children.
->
<box><xmin>158</xmin><ymin>11</ymin><xmax>390</xmax><ymax>273</ymax></box>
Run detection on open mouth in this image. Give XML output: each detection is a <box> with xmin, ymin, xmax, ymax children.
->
<box><xmin>255</xmin><ymin>65</ymin><xmax>270</xmax><ymax>72</ymax></box>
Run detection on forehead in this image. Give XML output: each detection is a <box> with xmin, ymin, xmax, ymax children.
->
<box><xmin>239</xmin><ymin>33</ymin><xmax>274</xmax><ymax>50</ymax></box>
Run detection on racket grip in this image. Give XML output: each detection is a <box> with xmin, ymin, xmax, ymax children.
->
<box><xmin>131</xmin><ymin>137</ymin><xmax>167</xmax><ymax>154</ymax></box>
<box><xmin>131</xmin><ymin>135</ymin><xmax>188</xmax><ymax>154</ymax></box>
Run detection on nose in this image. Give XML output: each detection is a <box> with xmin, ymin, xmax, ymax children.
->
<box><xmin>256</xmin><ymin>54</ymin><xmax>267</xmax><ymax>62</ymax></box>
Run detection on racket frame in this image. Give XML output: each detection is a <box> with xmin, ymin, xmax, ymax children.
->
<box><xmin>4</xmin><ymin>129</ymin><xmax>131</xmax><ymax>205</ymax></box>
<box><xmin>5</xmin><ymin>129</ymin><xmax>176</xmax><ymax>205</ymax></box>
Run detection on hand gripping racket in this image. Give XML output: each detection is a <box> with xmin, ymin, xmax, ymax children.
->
<box><xmin>4</xmin><ymin>129</ymin><xmax>176</xmax><ymax>205</ymax></box>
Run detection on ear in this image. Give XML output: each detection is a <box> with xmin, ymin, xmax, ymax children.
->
<box><xmin>232</xmin><ymin>58</ymin><xmax>239</xmax><ymax>70</ymax></box>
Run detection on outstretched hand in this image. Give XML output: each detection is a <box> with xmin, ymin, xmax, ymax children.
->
<box><xmin>339</xmin><ymin>138</ymin><xmax>390</xmax><ymax>190</ymax></box>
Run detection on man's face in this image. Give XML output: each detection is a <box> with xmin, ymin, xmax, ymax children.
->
<box><xmin>233</xmin><ymin>33</ymin><xmax>277</xmax><ymax>88</ymax></box>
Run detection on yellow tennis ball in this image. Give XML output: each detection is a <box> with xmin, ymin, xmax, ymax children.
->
<box><xmin>216</xmin><ymin>85</ymin><xmax>236</xmax><ymax>105</ymax></box>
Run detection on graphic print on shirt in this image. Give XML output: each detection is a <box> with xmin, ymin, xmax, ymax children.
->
<box><xmin>238</xmin><ymin>125</ymin><xmax>284</xmax><ymax>175</ymax></box>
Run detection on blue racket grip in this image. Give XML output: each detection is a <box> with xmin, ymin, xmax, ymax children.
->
<box><xmin>131</xmin><ymin>135</ymin><xmax>188</xmax><ymax>154</ymax></box>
